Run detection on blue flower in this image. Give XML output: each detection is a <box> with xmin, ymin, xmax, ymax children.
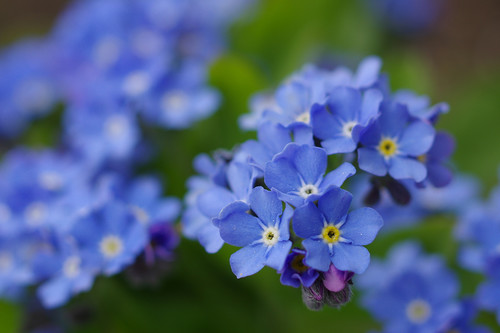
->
<box><xmin>392</xmin><ymin>89</ymin><xmax>449</xmax><ymax>123</ymax></box>
<box><xmin>359</xmin><ymin>242</ymin><xmax>460</xmax><ymax>333</ymax></box>
<box><xmin>292</xmin><ymin>186</ymin><xmax>383</xmax><ymax>273</ymax></box>
<box><xmin>476</xmin><ymin>258</ymin><xmax>500</xmax><ymax>324</ymax></box>
<box><xmin>36</xmin><ymin>241</ymin><xmax>97</xmax><ymax>309</ymax></box>
<box><xmin>264</xmin><ymin>143</ymin><xmax>356</xmax><ymax>207</ymax></box>
<box><xmin>0</xmin><ymin>39</ymin><xmax>59</xmax><ymax>137</ymax></box>
<box><xmin>311</xmin><ymin>87</ymin><xmax>382</xmax><ymax>154</ymax></box>
<box><xmin>358</xmin><ymin>102</ymin><xmax>435</xmax><ymax>182</ymax></box>
<box><xmin>239</xmin><ymin>57</ymin><xmax>383</xmax><ymax>130</ymax></box>
<box><xmin>418</xmin><ymin>131</ymin><xmax>455</xmax><ymax>187</ymax></box>
<box><xmin>215</xmin><ymin>187</ymin><xmax>293</xmax><ymax>278</ymax></box>
<box><xmin>70</xmin><ymin>201</ymin><xmax>148</xmax><ymax>276</ymax></box>
<box><xmin>279</xmin><ymin>249</ymin><xmax>319</xmax><ymax>288</ymax></box>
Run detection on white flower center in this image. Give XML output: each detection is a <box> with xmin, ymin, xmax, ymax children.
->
<box><xmin>262</xmin><ymin>227</ymin><xmax>280</xmax><ymax>246</ymax></box>
<box><xmin>123</xmin><ymin>71</ymin><xmax>151</xmax><ymax>96</ymax></box>
<box><xmin>99</xmin><ymin>235</ymin><xmax>124</xmax><ymax>259</ymax></box>
<box><xmin>63</xmin><ymin>256</ymin><xmax>81</xmax><ymax>278</ymax></box>
<box><xmin>299</xmin><ymin>184</ymin><xmax>319</xmax><ymax>199</ymax></box>
<box><xmin>39</xmin><ymin>171</ymin><xmax>63</xmax><ymax>191</ymax></box>
<box><xmin>0</xmin><ymin>203</ymin><xmax>11</xmax><ymax>224</ymax></box>
<box><xmin>162</xmin><ymin>90</ymin><xmax>188</xmax><ymax>113</ymax></box>
<box><xmin>342</xmin><ymin>121</ymin><xmax>357</xmax><ymax>138</ymax></box>
<box><xmin>93</xmin><ymin>36</ymin><xmax>121</xmax><ymax>68</ymax></box>
<box><xmin>24</xmin><ymin>202</ymin><xmax>46</xmax><ymax>226</ymax></box>
<box><xmin>295</xmin><ymin>111</ymin><xmax>310</xmax><ymax>124</ymax></box>
<box><xmin>105</xmin><ymin>115</ymin><xmax>128</xmax><ymax>138</ymax></box>
<box><xmin>131</xmin><ymin>205</ymin><xmax>150</xmax><ymax>225</ymax></box>
<box><xmin>406</xmin><ymin>299</ymin><xmax>431</xmax><ymax>324</ymax></box>
<box><xmin>0</xmin><ymin>252</ymin><xmax>12</xmax><ymax>272</ymax></box>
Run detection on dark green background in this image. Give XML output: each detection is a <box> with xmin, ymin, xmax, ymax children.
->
<box><xmin>1</xmin><ymin>0</ymin><xmax>500</xmax><ymax>331</ymax></box>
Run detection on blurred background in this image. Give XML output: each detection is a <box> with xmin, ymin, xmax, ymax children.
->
<box><xmin>0</xmin><ymin>0</ymin><xmax>499</xmax><ymax>332</ymax></box>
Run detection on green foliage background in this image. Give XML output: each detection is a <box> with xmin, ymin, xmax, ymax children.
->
<box><xmin>1</xmin><ymin>0</ymin><xmax>500</xmax><ymax>331</ymax></box>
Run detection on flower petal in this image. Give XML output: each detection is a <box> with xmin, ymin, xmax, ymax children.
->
<box><xmin>230</xmin><ymin>245</ymin><xmax>267</xmax><ymax>278</ymax></box>
<box><xmin>303</xmin><ymin>238</ymin><xmax>331</xmax><ymax>272</ymax></box>
<box><xmin>389</xmin><ymin>156</ymin><xmax>427</xmax><ymax>182</ymax></box>
<box><xmin>332</xmin><ymin>243</ymin><xmax>370</xmax><ymax>274</ymax></box>
<box><xmin>292</xmin><ymin>202</ymin><xmax>324</xmax><ymax>238</ymax></box>
<box><xmin>341</xmin><ymin>207</ymin><xmax>383</xmax><ymax>245</ymax></box>
<box><xmin>398</xmin><ymin>121</ymin><xmax>435</xmax><ymax>156</ymax></box>
<box><xmin>358</xmin><ymin>147</ymin><xmax>387</xmax><ymax>176</ymax></box>
<box><xmin>318</xmin><ymin>187</ymin><xmax>352</xmax><ymax>224</ymax></box>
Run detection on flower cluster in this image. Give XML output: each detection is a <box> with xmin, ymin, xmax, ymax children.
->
<box><xmin>0</xmin><ymin>0</ymin><xmax>252</xmax><ymax>309</ymax></box>
<box><xmin>455</xmin><ymin>177</ymin><xmax>500</xmax><ymax>323</ymax></box>
<box><xmin>183</xmin><ymin>56</ymin><xmax>454</xmax><ymax>309</ymax></box>
<box><xmin>358</xmin><ymin>242</ymin><xmax>490</xmax><ymax>333</ymax></box>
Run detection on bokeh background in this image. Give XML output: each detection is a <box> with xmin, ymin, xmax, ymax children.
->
<box><xmin>0</xmin><ymin>0</ymin><xmax>499</xmax><ymax>332</ymax></box>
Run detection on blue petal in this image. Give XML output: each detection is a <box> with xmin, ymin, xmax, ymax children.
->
<box><xmin>321</xmin><ymin>137</ymin><xmax>357</xmax><ymax>155</ymax></box>
<box><xmin>275</xmin><ymin>82</ymin><xmax>310</xmax><ymax>117</ymax></box>
<box><xmin>198</xmin><ymin>222</ymin><xmax>224</xmax><ymax>254</ymax></box>
<box><xmin>341</xmin><ymin>208</ymin><xmax>383</xmax><ymax>245</ymax></box>
<box><xmin>360</xmin><ymin>88</ymin><xmax>383</xmax><ymax>124</ymax></box>
<box><xmin>428</xmin><ymin>131</ymin><xmax>455</xmax><ymax>161</ymax></box>
<box><xmin>264</xmin><ymin>156</ymin><xmax>301</xmax><ymax>194</ymax></box>
<box><xmin>327</xmin><ymin>87</ymin><xmax>361</xmax><ymax>122</ymax></box>
<box><xmin>389</xmin><ymin>156</ymin><xmax>427</xmax><ymax>182</ymax></box>
<box><xmin>197</xmin><ymin>186</ymin><xmax>235</xmax><ymax>218</ymax></box>
<box><xmin>318</xmin><ymin>187</ymin><xmax>352</xmax><ymax>224</ymax></box>
<box><xmin>279</xmin><ymin>204</ymin><xmax>294</xmax><ymax>241</ymax></box>
<box><xmin>292</xmin><ymin>202</ymin><xmax>324</xmax><ymax>238</ymax></box>
<box><xmin>38</xmin><ymin>277</ymin><xmax>72</xmax><ymax>309</ymax></box>
<box><xmin>398</xmin><ymin>121</ymin><xmax>435</xmax><ymax>156</ymax></box>
<box><xmin>292</xmin><ymin>144</ymin><xmax>327</xmax><ymax>185</ymax></box>
<box><xmin>218</xmin><ymin>208</ymin><xmax>263</xmax><ymax>247</ymax></box>
<box><xmin>257</xmin><ymin>122</ymin><xmax>291</xmax><ymax>153</ymax></box>
<box><xmin>249</xmin><ymin>187</ymin><xmax>283</xmax><ymax>227</ymax></box>
<box><xmin>427</xmin><ymin>163</ymin><xmax>453</xmax><ymax>188</ymax></box>
<box><xmin>302</xmin><ymin>238</ymin><xmax>331</xmax><ymax>272</ymax></box>
<box><xmin>319</xmin><ymin>162</ymin><xmax>356</xmax><ymax>191</ymax></box>
<box><xmin>331</xmin><ymin>243</ymin><xmax>370</xmax><ymax>274</ymax></box>
<box><xmin>358</xmin><ymin>147</ymin><xmax>387</xmax><ymax>176</ymax></box>
<box><xmin>227</xmin><ymin>161</ymin><xmax>254</xmax><ymax>200</ymax></box>
<box><xmin>379</xmin><ymin>103</ymin><xmax>409</xmax><ymax>138</ymax></box>
<box><xmin>311</xmin><ymin>103</ymin><xmax>343</xmax><ymax>141</ymax></box>
<box><xmin>265</xmin><ymin>241</ymin><xmax>292</xmax><ymax>271</ymax></box>
<box><xmin>230</xmin><ymin>244</ymin><xmax>267</xmax><ymax>278</ymax></box>
<box><xmin>354</xmin><ymin>56</ymin><xmax>382</xmax><ymax>88</ymax></box>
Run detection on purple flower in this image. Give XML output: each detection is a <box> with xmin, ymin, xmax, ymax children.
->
<box><xmin>279</xmin><ymin>249</ymin><xmax>319</xmax><ymax>288</ymax></box>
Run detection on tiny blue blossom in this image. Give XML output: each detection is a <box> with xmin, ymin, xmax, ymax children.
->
<box><xmin>292</xmin><ymin>186</ymin><xmax>383</xmax><ymax>273</ymax></box>
<box><xmin>215</xmin><ymin>187</ymin><xmax>293</xmax><ymax>278</ymax></box>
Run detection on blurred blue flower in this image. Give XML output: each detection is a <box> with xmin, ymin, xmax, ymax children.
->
<box><xmin>359</xmin><ymin>242</ymin><xmax>461</xmax><ymax>333</ymax></box>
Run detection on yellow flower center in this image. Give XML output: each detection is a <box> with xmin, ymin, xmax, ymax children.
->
<box><xmin>322</xmin><ymin>225</ymin><xmax>341</xmax><ymax>244</ymax></box>
<box><xmin>406</xmin><ymin>299</ymin><xmax>431</xmax><ymax>324</ymax></box>
<box><xmin>417</xmin><ymin>154</ymin><xmax>427</xmax><ymax>163</ymax></box>
<box><xmin>290</xmin><ymin>254</ymin><xmax>308</xmax><ymax>273</ymax></box>
<box><xmin>378</xmin><ymin>138</ymin><xmax>398</xmax><ymax>158</ymax></box>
